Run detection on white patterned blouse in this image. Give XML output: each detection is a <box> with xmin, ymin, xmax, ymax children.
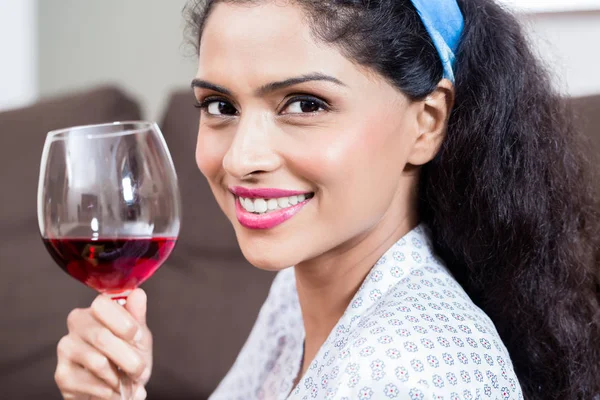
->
<box><xmin>210</xmin><ymin>224</ymin><xmax>524</xmax><ymax>400</ymax></box>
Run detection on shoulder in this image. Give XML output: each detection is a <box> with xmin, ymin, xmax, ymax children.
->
<box><xmin>325</xmin><ymin>272</ymin><xmax>523</xmax><ymax>398</ymax></box>
<box><xmin>324</xmin><ymin>314</ymin><xmax>522</xmax><ymax>399</ymax></box>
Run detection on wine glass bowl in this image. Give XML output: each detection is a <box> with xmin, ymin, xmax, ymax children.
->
<box><xmin>37</xmin><ymin>121</ymin><xmax>180</xmax><ymax>300</ymax></box>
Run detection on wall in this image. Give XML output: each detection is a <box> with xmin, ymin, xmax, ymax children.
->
<box><xmin>521</xmin><ymin>10</ymin><xmax>600</xmax><ymax>97</ymax></box>
<box><xmin>36</xmin><ymin>2</ymin><xmax>600</xmax><ymax>123</ymax></box>
<box><xmin>0</xmin><ymin>0</ymin><xmax>37</xmax><ymax>111</ymax></box>
<box><xmin>37</xmin><ymin>0</ymin><xmax>196</xmax><ymax>121</ymax></box>
<box><xmin>500</xmin><ymin>0</ymin><xmax>600</xmax><ymax>12</ymax></box>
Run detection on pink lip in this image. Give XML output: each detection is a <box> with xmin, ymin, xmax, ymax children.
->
<box><xmin>234</xmin><ymin>196</ymin><xmax>311</xmax><ymax>230</ymax></box>
<box><xmin>229</xmin><ymin>186</ymin><xmax>312</xmax><ymax>199</ymax></box>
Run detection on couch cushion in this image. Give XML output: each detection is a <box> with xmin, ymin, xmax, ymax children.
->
<box><xmin>159</xmin><ymin>89</ymin><xmax>240</xmax><ymax>254</ymax></box>
<box><xmin>570</xmin><ymin>94</ymin><xmax>600</xmax><ymax>156</ymax></box>
<box><xmin>0</xmin><ymin>233</ymin><xmax>93</xmax><ymax>400</ymax></box>
<box><xmin>0</xmin><ymin>86</ymin><xmax>141</xmax><ymax>228</ymax></box>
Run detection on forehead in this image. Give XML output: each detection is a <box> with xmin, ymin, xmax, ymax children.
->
<box><xmin>197</xmin><ymin>2</ymin><xmax>356</xmax><ymax>83</ymax></box>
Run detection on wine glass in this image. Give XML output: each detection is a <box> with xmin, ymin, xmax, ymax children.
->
<box><xmin>37</xmin><ymin>121</ymin><xmax>181</xmax><ymax>399</ymax></box>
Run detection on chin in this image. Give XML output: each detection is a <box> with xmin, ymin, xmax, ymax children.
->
<box><xmin>235</xmin><ymin>232</ymin><xmax>302</xmax><ymax>272</ymax></box>
<box><xmin>240</xmin><ymin>247</ymin><xmax>291</xmax><ymax>271</ymax></box>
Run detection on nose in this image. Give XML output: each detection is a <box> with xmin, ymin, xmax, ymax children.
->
<box><xmin>222</xmin><ymin>112</ymin><xmax>282</xmax><ymax>179</ymax></box>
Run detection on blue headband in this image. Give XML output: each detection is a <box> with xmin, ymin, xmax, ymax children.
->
<box><xmin>410</xmin><ymin>0</ymin><xmax>464</xmax><ymax>83</ymax></box>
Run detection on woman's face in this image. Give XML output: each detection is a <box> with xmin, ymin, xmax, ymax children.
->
<box><xmin>194</xmin><ymin>1</ymin><xmax>436</xmax><ymax>270</ymax></box>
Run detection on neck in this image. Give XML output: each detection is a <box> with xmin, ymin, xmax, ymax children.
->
<box><xmin>294</xmin><ymin>198</ymin><xmax>418</xmax><ymax>375</ymax></box>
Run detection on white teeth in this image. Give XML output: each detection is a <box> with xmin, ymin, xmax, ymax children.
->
<box><xmin>267</xmin><ymin>199</ymin><xmax>278</xmax><ymax>210</ymax></box>
<box><xmin>277</xmin><ymin>197</ymin><xmax>290</xmax><ymax>208</ymax></box>
<box><xmin>254</xmin><ymin>198</ymin><xmax>268</xmax><ymax>213</ymax></box>
<box><xmin>239</xmin><ymin>193</ymin><xmax>312</xmax><ymax>214</ymax></box>
<box><xmin>244</xmin><ymin>198</ymin><xmax>255</xmax><ymax>212</ymax></box>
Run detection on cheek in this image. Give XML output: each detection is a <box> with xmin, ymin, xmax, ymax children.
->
<box><xmin>289</xmin><ymin>119</ymin><xmax>410</xmax><ymax>187</ymax></box>
<box><xmin>195</xmin><ymin>128</ymin><xmax>229</xmax><ymax>180</ymax></box>
<box><xmin>287</xmin><ymin>118</ymin><xmax>414</xmax><ymax>235</ymax></box>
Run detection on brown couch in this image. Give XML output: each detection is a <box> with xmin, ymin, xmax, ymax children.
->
<box><xmin>0</xmin><ymin>86</ymin><xmax>598</xmax><ymax>399</ymax></box>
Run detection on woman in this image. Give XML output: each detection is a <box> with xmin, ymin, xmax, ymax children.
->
<box><xmin>54</xmin><ymin>0</ymin><xmax>600</xmax><ymax>399</ymax></box>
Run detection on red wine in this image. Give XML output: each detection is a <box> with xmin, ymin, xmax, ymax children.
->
<box><xmin>43</xmin><ymin>237</ymin><xmax>176</xmax><ymax>295</ymax></box>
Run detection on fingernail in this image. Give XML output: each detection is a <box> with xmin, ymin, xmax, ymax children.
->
<box><xmin>134</xmin><ymin>385</ymin><xmax>147</xmax><ymax>400</ymax></box>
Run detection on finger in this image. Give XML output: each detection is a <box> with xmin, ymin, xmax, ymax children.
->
<box><xmin>125</xmin><ymin>289</ymin><xmax>147</xmax><ymax>326</ymax></box>
<box><xmin>93</xmin><ymin>386</ymin><xmax>146</xmax><ymax>400</ymax></box>
<box><xmin>77</xmin><ymin>321</ymin><xmax>146</xmax><ymax>379</ymax></box>
<box><xmin>55</xmin><ymin>361</ymin><xmax>120</xmax><ymax>400</ymax></box>
<box><xmin>133</xmin><ymin>385</ymin><xmax>147</xmax><ymax>400</ymax></box>
<box><xmin>57</xmin><ymin>335</ymin><xmax>120</xmax><ymax>391</ymax></box>
<box><xmin>125</xmin><ymin>289</ymin><xmax>153</xmax><ymax>355</ymax></box>
<box><xmin>67</xmin><ymin>308</ymin><xmax>144</xmax><ymax>377</ymax></box>
<box><xmin>91</xmin><ymin>295</ymin><xmax>143</xmax><ymax>343</ymax></box>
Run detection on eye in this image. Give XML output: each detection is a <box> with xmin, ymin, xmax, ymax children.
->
<box><xmin>196</xmin><ymin>98</ymin><xmax>238</xmax><ymax>116</ymax></box>
<box><xmin>282</xmin><ymin>96</ymin><xmax>328</xmax><ymax>115</ymax></box>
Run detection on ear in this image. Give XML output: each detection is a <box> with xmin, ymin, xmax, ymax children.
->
<box><xmin>407</xmin><ymin>79</ymin><xmax>455</xmax><ymax>166</ymax></box>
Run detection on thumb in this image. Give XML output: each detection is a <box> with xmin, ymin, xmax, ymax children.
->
<box><xmin>126</xmin><ymin>288</ymin><xmax>147</xmax><ymax>326</ymax></box>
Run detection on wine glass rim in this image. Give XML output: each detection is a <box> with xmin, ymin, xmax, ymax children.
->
<box><xmin>47</xmin><ymin>121</ymin><xmax>156</xmax><ymax>139</ymax></box>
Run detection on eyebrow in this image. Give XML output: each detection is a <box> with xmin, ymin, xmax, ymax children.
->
<box><xmin>190</xmin><ymin>79</ymin><xmax>232</xmax><ymax>96</ymax></box>
<box><xmin>191</xmin><ymin>72</ymin><xmax>346</xmax><ymax>97</ymax></box>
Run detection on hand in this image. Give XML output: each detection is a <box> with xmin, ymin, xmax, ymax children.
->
<box><xmin>55</xmin><ymin>289</ymin><xmax>152</xmax><ymax>399</ymax></box>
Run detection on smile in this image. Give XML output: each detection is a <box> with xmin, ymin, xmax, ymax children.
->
<box><xmin>229</xmin><ymin>186</ymin><xmax>314</xmax><ymax>230</ymax></box>
<box><xmin>239</xmin><ymin>193</ymin><xmax>314</xmax><ymax>214</ymax></box>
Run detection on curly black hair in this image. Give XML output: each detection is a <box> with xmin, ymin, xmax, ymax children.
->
<box><xmin>184</xmin><ymin>1</ymin><xmax>600</xmax><ymax>398</ymax></box>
